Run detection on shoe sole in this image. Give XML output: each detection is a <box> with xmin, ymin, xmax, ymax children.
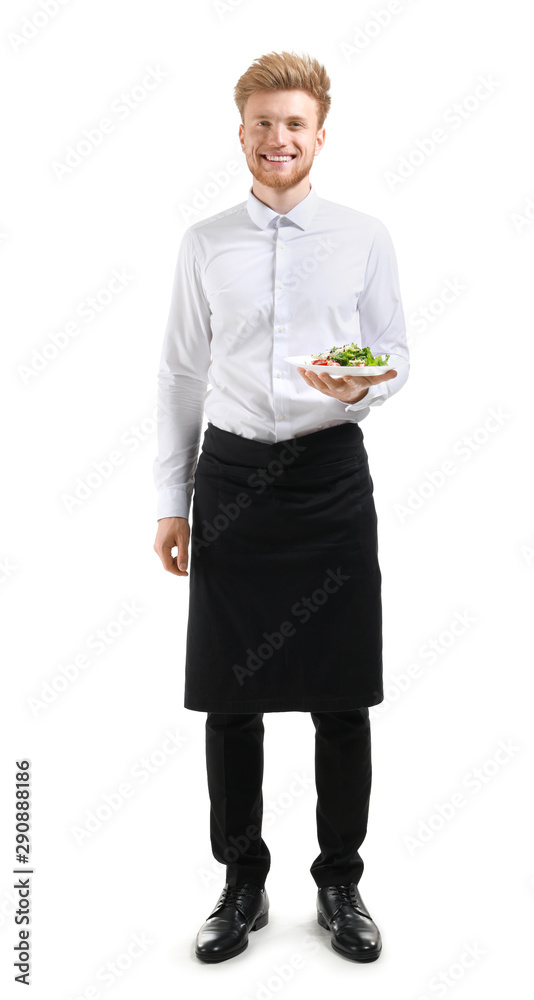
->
<box><xmin>317</xmin><ymin>909</ymin><xmax>382</xmax><ymax>962</ymax></box>
<box><xmin>195</xmin><ymin>910</ymin><xmax>269</xmax><ymax>963</ymax></box>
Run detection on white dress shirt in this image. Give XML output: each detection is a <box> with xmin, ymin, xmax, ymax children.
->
<box><xmin>153</xmin><ymin>183</ymin><xmax>409</xmax><ymax>520</ymax></box>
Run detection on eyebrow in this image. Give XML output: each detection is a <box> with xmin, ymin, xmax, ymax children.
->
<box><xmin>251</xmin><ymin>114</ymin><xmax>310</xmax><ymax>122</ymax></box>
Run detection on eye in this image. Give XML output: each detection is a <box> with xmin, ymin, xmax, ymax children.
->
<box><xmin>257</xmin><ymin>122</ymin><xmax>303</xmax><ymax>127</ymax></box>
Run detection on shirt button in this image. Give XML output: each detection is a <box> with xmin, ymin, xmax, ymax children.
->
<box><xmin>276</xmin><ymin>371</ymin><xmax>282</xmax><ymax>377</ymax></box>
<box><xmin>277</xmin><ymin>326</ymin><xmax>285</xmax><ymax>332</ymax></box>
<box><xmin>278</xmin><ymin>241</ymin><xmax>285</xmax><ymax>249</ymax></box>
<box><xmin>278</xmin><ymin>413</ymin><xmax>286</xmax><ymax>420</ymax></box>
<box><xmin>278</xmin><ymin>282</ymin><xmax>284</xmax><ymax>289</ymax></box>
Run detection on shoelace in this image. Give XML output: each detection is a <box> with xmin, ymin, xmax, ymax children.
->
<box><xmin>330</xmin><ymin>884</ymin><xmax>367</xmax><ymax>915</ymax></box>
<box><xmin>218</xmin><ymin>884</ymin><xmax>260</xmax><ymax>908</ymax></box>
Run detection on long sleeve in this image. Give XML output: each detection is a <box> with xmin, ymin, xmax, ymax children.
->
<box><xmin>153</xmin><ymin>228</ymin><xmax>212</xmax><ymax>520</ymax></box>
<box><xmin>343</xmin><ymin>220</ymin><xmax>409</xmax><ymax>414</ymax></box>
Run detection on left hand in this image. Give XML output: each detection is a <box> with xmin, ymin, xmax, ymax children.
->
<box><xmin>297</xmin><ymin>366</ymin><xmax>398</xmax><ymax>404</ymax></box>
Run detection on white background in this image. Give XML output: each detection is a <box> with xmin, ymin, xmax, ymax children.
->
<box><xmin>1</xmin><ymin>0</ymin><xmax>533</xmax><ymax>996</ymax></box>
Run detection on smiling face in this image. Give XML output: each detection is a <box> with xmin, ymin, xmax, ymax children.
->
<box><xmin>238</xmin><ymin>89</ymin><xmax>325</xmax><ymax>191</ymax></box>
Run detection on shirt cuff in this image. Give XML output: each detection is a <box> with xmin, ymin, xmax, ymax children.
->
<box><xmin>343</xmin><ymin>381</ymin><xmax>389</xmax><ymax>413</ymax></box>
<box><xmin>156</xmin><ymin>486</ymin><xmax>191</xmax><ymax>521</ymax></box>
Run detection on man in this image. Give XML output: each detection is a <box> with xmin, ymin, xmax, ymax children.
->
<box><xmin>153</xmin><ymin>50</ymin><xmax>409</xmax><ymax>964</ymax></box>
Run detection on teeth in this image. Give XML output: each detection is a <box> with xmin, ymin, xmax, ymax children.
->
<box><xmin>265</xmin><ymin>155</ymin><xmax>293</xmax><ymax>161</ymax></box>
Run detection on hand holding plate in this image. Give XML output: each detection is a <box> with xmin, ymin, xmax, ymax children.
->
<box><xmin>296</xmin><ymin>366</ymin><xmax>397</xmax><ymax>404</ymax></box>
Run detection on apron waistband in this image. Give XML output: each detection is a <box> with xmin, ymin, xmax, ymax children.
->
<box><xmin>201</xmin><ymin>420</ymin><xmax>364</xmax><ymax>471</ymax></box>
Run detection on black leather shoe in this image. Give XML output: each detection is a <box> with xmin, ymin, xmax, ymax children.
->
<box><xmin>317</xmin><ymin>883</ymin><xmax>382</xmax><ymax>962</ymax></box>
<box><xmin>195</xmin><ymin>883</ymin><xmax>269</xmax><ymax>963</ymax></box>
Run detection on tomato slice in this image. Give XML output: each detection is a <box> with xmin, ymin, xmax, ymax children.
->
<box><xmin>311</xmin><ymin>359</ymin><xmax>342</xmax><ymax>366</ymax></box>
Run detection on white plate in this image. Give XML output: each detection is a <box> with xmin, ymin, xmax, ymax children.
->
<box><xmin>284</xmin><ymin>353</ymin><xmax>407</xmax><ymax>377</ymax></box>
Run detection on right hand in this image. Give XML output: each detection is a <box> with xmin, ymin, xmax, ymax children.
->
<box><xmin>153</xmin><ymin>516</ymin><xmax>190</xmax><ymax>576</ymax></box>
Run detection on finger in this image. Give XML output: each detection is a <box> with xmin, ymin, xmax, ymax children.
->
<box><xmin>298</xmin><ymin>368</ymin><xmax>351</xmax><ymax>395</ymax></box>
<box><xmin>310</xmin><ymin>374</ymin><xmax>332</xmax><ymax>389</ymax></box>
<box><xmin>159</xmin><ymin>544</ymin><xmax>180</xmax><ymax>575</ymax></box>
<box><xmin>299</xmin><ymin>368</ymin><xmax>320</xmax><ymax>383</ymax></box>
<box><xmin>305</xmin><ymin>370</ymin><xmax>346</xmax><ymax>391</ymax></box>
<box><xmin>307</xmin><ymin>369</ymin><xmax>331</xmax><ymax>383</ymax></box>
<box><xmin>161</xmin><ymin>542</ymin><xmax>188</xmax><ymax>576</ymax></box>
<box><xmin>158</xmin><ymin>548</ymin><xmax>179</xmax><ymax>575</ymax></box>
<box><xmin>341</xmin><ymin>370</ymin><xmax>397</xmax><ymax>386</ymax></box>
<box><xmin>178</xmin><ymin>544</ymin><xmax>189</xmax><ymax>573</ymax></box>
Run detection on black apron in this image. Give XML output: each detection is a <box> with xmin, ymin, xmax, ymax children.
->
<box><xmin>184</xmin><ymin>421</ymin><xmax>383</xmax><ymax>713</ymax></box>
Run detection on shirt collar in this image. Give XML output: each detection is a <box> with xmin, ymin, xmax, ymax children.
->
<box><xmin>246</xmin><ymin>183</ymin><xmax>320</xmax><ymax>231</ymax></box>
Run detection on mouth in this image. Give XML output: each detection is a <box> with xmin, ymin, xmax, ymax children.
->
<box><xmin>261</xmin><ymin>154</ymin><xmax>297</xmax><ymax>164</ymax></box>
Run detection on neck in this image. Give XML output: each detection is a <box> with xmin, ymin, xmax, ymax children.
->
<box><xmin>251</xmin><ymin>177</ymin><xmax>311</xmax><ymax>215</ymax></box>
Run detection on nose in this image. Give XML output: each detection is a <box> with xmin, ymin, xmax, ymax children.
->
<box><xmin>269</xmin><ymin>125</ymin><xmax>289</xmax><ymax>145</ymax></box>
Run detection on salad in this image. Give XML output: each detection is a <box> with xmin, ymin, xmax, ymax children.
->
<box><xmin>310</xmin><ymin>341</ymin><xmax>390</xmax><ymax>367</ymax></box>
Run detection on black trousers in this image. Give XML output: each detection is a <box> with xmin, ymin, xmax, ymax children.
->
<box><xmin>205</xmin><ymin>708</ymin><xmax>372</xmax><ymax>890</ymax></box>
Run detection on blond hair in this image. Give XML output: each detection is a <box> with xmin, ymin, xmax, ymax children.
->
<box><xmin>234</xmin><ymin>50</ymin><xmax>331</xmax><ymax>131</ymax></box>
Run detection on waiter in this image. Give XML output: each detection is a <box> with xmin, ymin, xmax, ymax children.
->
<box><xmin>153</xmin><ymin>50</ymin><xmax>409</xmax><ymax>965</ymax></box>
